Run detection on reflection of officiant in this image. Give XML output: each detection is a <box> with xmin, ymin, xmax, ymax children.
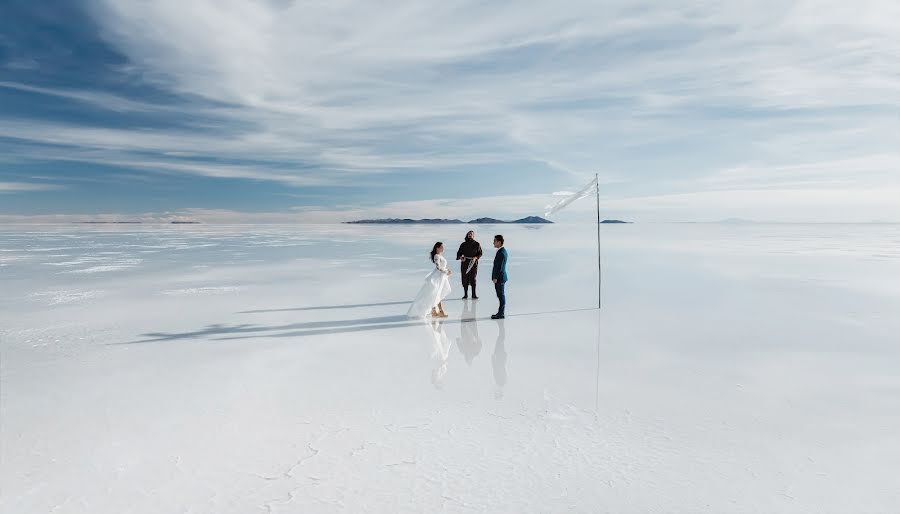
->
<box><xmin>456</xmin><ymin>231</ymin><xmax>483</xmax><ymax>299</ymax></box>
<box><xmin>456</xmin><ymin>300</ymin><xmax>482</xmax><ymax>365</ymax></box>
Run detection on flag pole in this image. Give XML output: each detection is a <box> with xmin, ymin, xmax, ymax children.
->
<box><xmin>595</xmin><ymin>173</ymin><xmax>602</xmax><ymax>412</ymax></box>
<box><xmin>595</xmin><ymin>172</ymin><xmax>601</xmax><ymax>310</ymax></box>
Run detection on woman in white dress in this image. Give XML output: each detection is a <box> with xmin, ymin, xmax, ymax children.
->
<box><xmin>407</xmin><ymin>242</ymin><xmax>452</xmax><ymax>319</ymax></box>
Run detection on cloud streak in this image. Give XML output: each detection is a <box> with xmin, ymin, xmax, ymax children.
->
<box><xmin>0</xmin><ymin>181</ymin><xmax>63</xmax><ymax>193</ymax></box>
<box><xmin>1</xmin><ymin>0</ymin><xmax>899</xmax><ymax>219</ymax></box>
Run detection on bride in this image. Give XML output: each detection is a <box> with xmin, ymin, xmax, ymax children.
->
<box><xmin>407</xmin><ymin>242</ymin><xmax>452</xmax><ymax>319</ymax></box>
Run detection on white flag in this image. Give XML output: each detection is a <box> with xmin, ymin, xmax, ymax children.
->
<box><xmin>544</xmin><ymin>176</ymin><xmax>598</xmax><ymax>218</ymax></box>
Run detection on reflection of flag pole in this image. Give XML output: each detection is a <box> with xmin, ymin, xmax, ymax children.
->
<box><xmin>595</xmin><ymin>308</ymin><xmax>601</xmax><ymax>413</ymax></box>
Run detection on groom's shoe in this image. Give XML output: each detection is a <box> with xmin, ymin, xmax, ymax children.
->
<box><xmin>491</xmin><ymin>313</ymin><xmax>505</xmax><ymax>320</ymax></box>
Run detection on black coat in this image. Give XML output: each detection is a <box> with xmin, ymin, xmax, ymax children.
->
<box><xmin>456</xmin><ymin>239</ymin><xmax>483</xmax><ymax>275</ymax></box>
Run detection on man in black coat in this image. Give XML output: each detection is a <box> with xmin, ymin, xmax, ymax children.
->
<box><xmin>456</xmin><ymin>230</ymin><xmax>483</xmax><ymax>299</ymax></box>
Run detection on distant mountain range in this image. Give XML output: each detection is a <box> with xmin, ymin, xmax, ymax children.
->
<box><xmin>74</xmin><ymin>221</ymin><xmax>200</xmax><ymax>224</ymax></box>
<box><xmin>346</xmin><ymin>216</ymin><xmax>553</xmax><ymax>225</ymax></box>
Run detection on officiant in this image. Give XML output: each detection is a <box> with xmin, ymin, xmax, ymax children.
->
<box><xmin>456</xmin><ymin>230</ymin><xmax>483</xmax><ymax>299</ymax></box>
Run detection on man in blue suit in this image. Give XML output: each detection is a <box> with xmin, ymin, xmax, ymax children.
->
<box><xmin>491</xmin><ymin>234</ymin><xmax>508</xmax><ymax>319</ymax></box>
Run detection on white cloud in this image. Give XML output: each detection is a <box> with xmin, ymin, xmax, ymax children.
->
<box><xmin>5</xmin><ymin>183</ymin><xmax>899</xmax><ymax>223</ymax></box>
<box><xmin>702</xmin><ymin>154</ymin><xmax>900</xmax><ymax>190</ymax></box>
<box><xmin>0</xmin><ymin>182</ymin><xmax>63</xmax><ymax>193</ymax></box>
<box><xmin>600</xmin><ymin>187</ymin><xmax>900</xmax><ymax>223</ymax></box>
<box><xmin>0</xmin><ymin>192</ymin><xmax>566</xmax><ymax>224</ymax></box>
<box><xmin>0</xmin><ymin>81</ymin><xmax>172</xmax><ymax>113</ymax></box>
<box><xmin>4</xmin><ymin>1</ymin><xmax>900</xmax><ymax>220</ymax></box>
<box><xmin>181</xmin><ymin>194</ymin><xmax>561</xmax><ymax>224</ymax></box>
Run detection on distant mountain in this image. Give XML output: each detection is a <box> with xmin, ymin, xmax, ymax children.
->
<box><xmin>470</xmin><ymin>217</ymin><xmax>554</xmax><ymax>224</ymax></box>
<box><xmin>75</xmin><ymin>221</ymin><xmax>142</xmax><ymax>224</ymax></box>
<box><xmin>346</xmin><ymin>218</ymin><xmax>464</xmax><ymax>224</ymax></box>
<box><xmin>599</xmin><ymin>219</ymin><xmax>630</xmax><ymax>224</ymax></box>
<box><xmin>74</xmin><ymin>221</ymin><xmax>201</xmax><ymax>225</ymax></box>
<box><xmin>347</xmin><ymin>216</ymin><xmax>553</xmax><ymax>225</ymax></box>
<box><xmin>512</xmin><ymin>216</ymin><xmax>553</xmax><ymax>224</ymax></box>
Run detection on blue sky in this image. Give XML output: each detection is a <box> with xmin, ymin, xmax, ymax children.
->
<box><xmin>1</xmin><ymin>0</ymin><xmax>899</xmax><ymax>222</ymax></box>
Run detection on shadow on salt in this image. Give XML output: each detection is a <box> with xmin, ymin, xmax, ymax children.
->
<box><xmin>119</xmin><ymin>299</ymin><xmax>593</xmax><ymax>346</ymax></box>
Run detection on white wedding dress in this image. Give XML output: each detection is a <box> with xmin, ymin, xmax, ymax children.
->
<box><xmin>407</xmin><ymin>253</ymin><xmax>452</xmax><ymax>318</ymax></box>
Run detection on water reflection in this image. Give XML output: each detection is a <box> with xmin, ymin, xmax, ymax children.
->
<box><xmin>425</xmin><ymin>300</ymin><xmax>510</xmax><ymax>397</ymax></box>
<box><xmin>428</xmin><ymin>319</ymin><xmax>452</xmax><ymax>389</ymax></box>
<box><xmin>456</xmin><ymin>299</ymin><xmax>482</xmax><ymax>365</ymax></box>
<box><xmin>492</xmin><ymin>319</ymin><xmax>507</xmax><ymax>399</ymax></box>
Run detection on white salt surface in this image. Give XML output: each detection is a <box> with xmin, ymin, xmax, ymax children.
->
<box><xmin>2</xmin><ymin>223</ymin><xmax>899</xmax><ymax>513</ymax></box>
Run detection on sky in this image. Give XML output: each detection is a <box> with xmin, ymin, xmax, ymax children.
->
<box><xmin>1</xmin><ymin>0</ymin><xmax>899</xmax><ymax>223</ymax></box>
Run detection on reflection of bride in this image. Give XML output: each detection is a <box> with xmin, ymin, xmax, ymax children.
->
<box><xmin>428</xmin><ymin>320</ymin><xmax>452</xmax><ymax>389</ymax></box>
<box><xmin>407</xmin><ymin>242</ymin><xmax>452</xmax><ymax>319</ymax></box>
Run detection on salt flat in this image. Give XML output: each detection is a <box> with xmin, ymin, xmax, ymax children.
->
<box><xmin>2</xmin><ymin>223</ymin><xmax>899</xmax><ymax>513</ymax></box>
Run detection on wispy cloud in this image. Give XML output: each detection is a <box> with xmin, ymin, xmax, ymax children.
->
<box><xmin>0</xmin><ymin>196</ymin><xmax>536</xmax><ymax>224</ymax></box>
<box><xmin>0</xmin><ymin>81</ymin><xmax>171</xmax><ymax>113</ymax></box>
<box><xmin>2</xmin><ymin>0</ymin><xmax>899</xmax><ymax>219</ymax></box>
<box><xmin>0</xmin><ymin>181</ymin><xmax>63</xmax><ymax>193</ymax></box>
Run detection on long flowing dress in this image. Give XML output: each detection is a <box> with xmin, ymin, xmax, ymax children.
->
<box><xmin>407</xmin><ymin>253</ymin><xmax>452</xmax><ymax>318</ymax></box>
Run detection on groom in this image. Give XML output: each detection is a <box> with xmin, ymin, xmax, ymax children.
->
<box><xmin>491</xmin><ymin>234</ymin><xmax>508</xmax><ymax>319</ymax></box>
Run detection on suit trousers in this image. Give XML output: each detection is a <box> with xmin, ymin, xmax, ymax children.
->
<box><xmin>494</xmin><ymin>281</ymin><xmax>506</xmax><ymax>315</ymax></box>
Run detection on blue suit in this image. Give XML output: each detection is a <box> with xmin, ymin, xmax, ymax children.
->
<box><xmin>492</xmin><ymin>247</ymin><xmax>508</xmax><ymax>315</ymax></box>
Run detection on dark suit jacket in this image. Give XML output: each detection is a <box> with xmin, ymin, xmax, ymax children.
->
<box><xmin>492</xmin><ymin>247</ymin><xmax>508</xmax><ymax>283</ymax></box>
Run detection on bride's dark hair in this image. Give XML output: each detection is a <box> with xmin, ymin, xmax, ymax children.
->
<box><xmin>430</xmin><ymin>242</ymin><xmax>443</xmax><ymax>263</ymax></box>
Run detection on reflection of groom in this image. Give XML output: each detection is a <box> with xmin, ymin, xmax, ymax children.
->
<box><xmin>492</xmin><ymin>319</ymin><xmax>507</xmax><ymax>399</ymax></box>
<box><xmin>456</xmin><ymin>230</ymin><xmax>483</xmax><ymax>300</ymax></box>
